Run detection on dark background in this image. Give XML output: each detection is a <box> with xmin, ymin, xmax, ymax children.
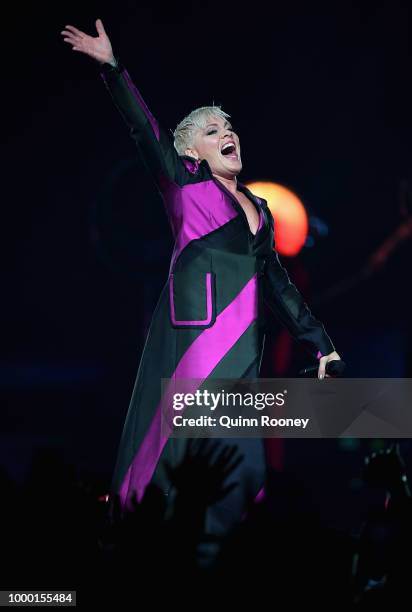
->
<box><xmin>2</xmin><ymin>0</ymin><xmax>411</xmax><ymax>530</ymax></box>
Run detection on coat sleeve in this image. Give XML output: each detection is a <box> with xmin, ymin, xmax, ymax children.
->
<box><xmin>99</xmin><ymin>58</ymin><xmax>187</xmax><ymax>188</ymax></box>
<box><xmin>262</xmin><ymin>247</ymin><xmax>336</xmax><ymax>360</ymax></box>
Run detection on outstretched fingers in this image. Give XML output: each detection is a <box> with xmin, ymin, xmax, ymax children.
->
<box><xmin>61</xmin><ymin>35</ymin><xmax>78</xmax><ymax>46</ymax></box>
<box><xmin>61</xmin><ymin>30</ymin><xmax>85</xmax><ymax>48</ymax></box>
<box><xmin>64</xmin><ymin>24</ymin><xmax>86</xmax><ymax>38</ymax></box>
<box><xmin>95</xmin><ymin>18</ymin><xmax>106</xmax><ymax>35</ymax></box>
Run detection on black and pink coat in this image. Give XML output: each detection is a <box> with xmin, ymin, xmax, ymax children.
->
<box><xmin>100</xmin><ymin>59</ymin><xmax>335</xmax><ymax>512</ymax></box>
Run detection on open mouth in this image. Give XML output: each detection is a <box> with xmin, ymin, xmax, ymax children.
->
<box><xmin>220</xmin><ymin>142</ymin><xmax>239</xmax><ymax>160</ymax></box>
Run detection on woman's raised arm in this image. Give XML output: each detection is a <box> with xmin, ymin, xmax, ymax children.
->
<box><xmin>61</xmin><ymin>19</ymin><xmax>187</xmax><ymax>188</ymax></box>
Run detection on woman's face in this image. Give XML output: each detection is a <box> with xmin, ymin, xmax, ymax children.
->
<box><xmin>185</xmin><ymin>115</ymin><xmax>242</xmax><ymax>178</ymax></box>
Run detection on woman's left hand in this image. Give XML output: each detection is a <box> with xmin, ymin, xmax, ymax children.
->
<box><xmin>318</xmin><ymin>350</ymin><xmax>342</xmax><ymax>379</ymax></box>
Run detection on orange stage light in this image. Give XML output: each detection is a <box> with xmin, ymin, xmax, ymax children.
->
<box><xmin>247</xmin><ymin>181</ymin><xmax>308</xmax><ymax>256</ymax></box>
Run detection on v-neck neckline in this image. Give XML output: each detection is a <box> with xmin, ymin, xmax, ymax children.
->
<box><xmin>236</xmin><ymin>182</ymin><xmax>263</xmax><ymax>238</ymax></box>
<box><xmin>218</xmin><ymin>178</ymin><xmax>263</xmax><ymax>239</ymax></box>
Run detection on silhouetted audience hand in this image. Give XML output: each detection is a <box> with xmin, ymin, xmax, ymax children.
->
<box><xmin>165</xmin><ymin>438</ymin><xmax>244</xmax><ymax>506</ymax></box>
<box><xmin>363</xmin><ymin>443</ymin><xmax>410</xmax><ymax>499</ymax></box>
<box><xmin>355</xmin><ymin>442</ymin><xmax>412</xmax><ymax>606</ymax></box>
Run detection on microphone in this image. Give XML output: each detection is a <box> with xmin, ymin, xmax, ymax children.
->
<box><xmin>298</xmin><ymin>359</ymin><xmax>346</xmax><ymax>378</ymax></box>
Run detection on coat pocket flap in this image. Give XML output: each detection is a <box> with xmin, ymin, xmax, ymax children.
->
<box><xmin>169</xmin><ymin>271</ymin><xmax>216</xmax><ymax>328</ymax></box>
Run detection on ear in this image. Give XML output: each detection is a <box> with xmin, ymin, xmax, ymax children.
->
<box><xmin>184</xmin><ymin>147</ymin><xmax>199</xmax><ymax>160</ymax></box>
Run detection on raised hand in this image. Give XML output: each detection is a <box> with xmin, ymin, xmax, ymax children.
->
<box><xmin>165</xmin><ymin>439</ymin><xmax>244</xmax><ymax>507</ymax></box>
<box><xmin>363</xmin><ymin>442</ymin><xmax>410</xmax><ymax>497</ymax></box>
<box><xmin>61</xmin><ymin>18</ymin><xmax>115</xmax><ymax>66</ymax></box>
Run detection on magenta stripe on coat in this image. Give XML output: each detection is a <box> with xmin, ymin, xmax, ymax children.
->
<box><xmin>118</xmin><ymin>274</ymin><xmax>259</xmax><ymax>509</ymax></box>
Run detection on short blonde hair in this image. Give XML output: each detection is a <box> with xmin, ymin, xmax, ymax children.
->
<box><xmin>173</xmin><ymin>105</ymin><xmax>231</xmax><ymax>156</ymax></box>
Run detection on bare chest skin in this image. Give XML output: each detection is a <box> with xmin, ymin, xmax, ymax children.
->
<box><xmin>235</xmin><ymin>191</ymin><xmax>260</xmax><ymax>236</ymax></box>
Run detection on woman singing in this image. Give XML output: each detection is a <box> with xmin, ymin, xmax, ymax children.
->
<box><xmin>61</xmin><ymin>19</ymin><xmax>341</xmax><ymax>539</ymax></box>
